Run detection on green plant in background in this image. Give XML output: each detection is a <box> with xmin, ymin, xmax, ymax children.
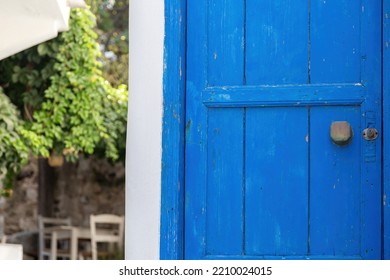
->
<box><xmin>86</xmin><ymin>0</ymin><xmax>129</xmax><ymax>87</ymax></box>
<box><xmin>28</xmin><ymin>8</ymin><xmax>127</xmax><ymax>161</ymax></box>
<box><xmin>0</xmin><ymin>87</ymin><xmax>29</xmax><ymax>196</ymax></box>
<box><xmin>0</xmin><ymin>7</ymin><xmax>128</xmax><ymax>195</ymax></box>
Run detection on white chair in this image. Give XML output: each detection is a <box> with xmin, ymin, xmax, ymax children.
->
<box><xmin>90</xmin><ymin>214</ymin><xmax>124</xmax><ymax>260</ymax></box>
<box><xmin>38</xmin><ymin>215</ymin><xmax>72</xmax><ymax>260</ymax></box>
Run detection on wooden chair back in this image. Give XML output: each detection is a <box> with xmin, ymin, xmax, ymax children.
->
<box><xmin>90</xmin><ymin>214</ymin><xmax>124</xmax><ymax>260</ymax></box>
<box><xmin>38</xmin><ymin>215</ymin><xmax>71</xmax><ymax>260</ymax></box>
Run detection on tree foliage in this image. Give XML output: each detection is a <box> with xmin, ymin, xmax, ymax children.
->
<box><xmin>0</xmin><ymin>88</ymin><xmax>29</xmax><ymax>196</ymax></box>
<box><xmin>0</xmin><ymin>7</ymin><xmax>128</xmax><ymax>195</ymax></box>
<box><xmin>86</xmin><ymin>0</ymin><xmax>129</xmax><ymax>87</ymax></box>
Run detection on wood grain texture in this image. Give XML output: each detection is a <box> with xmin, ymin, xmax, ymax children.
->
<box><xmin>310</xmin><ymin>106</ymin><xmax>361</xmax><ymax>256</ymax></box>
<box><xmin>183</xmin><ymin>0</ymin><xmax>382</xmax><ymax>259</ymax></box>
<box><xmin>245</xmin><ymin>107</ymin><xmax>309</xmax><ymax>256</ymax></box>
<box><xmin>160</xmin><ymin>0</ymin><xmax>187</xmax><ymax>260</ymax></box>
<box><xmin>208</xmin><ymin>0</ymin><xmax>245</xmax><ymax>86</ymax></box>
<box><xmin>383</xmin><ymin>0</ymin><xmax>390</xmax><ymax>260</ymax></box>
<box><xmin>310</xmin><ymin>0</ymin><xmax>361</xmax><ymax>83</ymax></box>
<box><xmin>184</xmin><ymin>0</ymin><xmax>209</xmax><ymax>260</ymax></box>
<box><xmin>206</xmin><ymin>108</ymin><xmax>244</xmax><ymax>255</ymax></box>
<box><xmin>246</xmin><ymin>0</ymin><xmax>308</xmax><ymax>85</ymax></box>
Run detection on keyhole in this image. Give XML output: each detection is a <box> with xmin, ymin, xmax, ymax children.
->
<box><xmin>362</xmin><ymin>128</ymin><xmax>378</xmax><ymax>141</ymax></box>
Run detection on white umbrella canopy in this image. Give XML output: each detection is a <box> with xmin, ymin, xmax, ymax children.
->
<box><xmin>0</xmin><ymin>0</ymin><xmax>86</xmax><ymax>60</ymax></box>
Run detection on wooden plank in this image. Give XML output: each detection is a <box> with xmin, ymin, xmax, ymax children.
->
<box><xmin>206</xmin><ymin>108</ymin><xmax>244</xmax><ymax>255</ymax></box>
<box><xmin>246</xmin><ymin>0</ymin><xmax>308</xmax><ymax>85</ymax></box>
<box><xmin>310</xmin><ymin>0</ymin><xmax>361</xmax><ymax>83</ymax></box>
<box><xmin>203</xmin><ymin>84</ymin><xmax>365</xmax><ymax>107</ymax></box>
<box><xmin>383</xmin><ymin>0</ymin><xmax>390</xmax><ymax>260</ymax></box>
<box><xmin>310</xmin><ymin>106</ymin><xmax>361</xmax><ymax>257</ymax></box>
<box><xmin>185</xmin><ymin>0</ymin><xmax>245</xmax><ymax>259</ymax></box>
<box><xmin>185</xmin><ymin>0</ymin><xmax>209</xmax><ymax>259</ymax></box>
<box><xmin>359</xmin><ymin>0</ymin><xmax>382</xmax><ymax>260</ymax></box>
<box><xmin>245</xmin><ymin>107</ymin><xmax>309</xmax><ymax>256</ymax></box>
<box><xmin>160</xmin><ymin>0</ymin><xmax>187</xmax><ymax>260</ymax></box>
<box><xmin>208</xmin><ymin>0</ymin><xmax>245</xmax><ymax>86</ymax></box>
<box><xmin>203</xmin><ymin>254</ymin><xmax>362</xmax><ymax>260</ymax></box>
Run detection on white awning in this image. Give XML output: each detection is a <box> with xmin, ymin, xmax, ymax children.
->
<box><xmin>0</xmin><ymin>0</ymin><xmax>86</xmax><ymax>60</ymax></box>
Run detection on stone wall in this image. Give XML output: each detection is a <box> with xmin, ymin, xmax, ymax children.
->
<box><xmin>53</xmin><ymin>156</ymin><xmax>125</xmax><ymax>227</ymax></box>
<box><xmin>0</xmin><ymin>158</ymin><xmax>39</xmax><ymax>235</ymax></box>
<box><xmin>0</xmin><ymin>155</ymin><xmax>125</xmax><ymax>257</ymax></box>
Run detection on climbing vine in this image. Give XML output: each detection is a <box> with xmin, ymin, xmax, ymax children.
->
<box><xmin>0</xmin><ymin>88</ymin><xmax>29</xmax><ymax>196</ymax></box>
<box><xmin>0</xmin><ymin>8</ymin><xmax>127</xmax><ymax>195</ymax></box>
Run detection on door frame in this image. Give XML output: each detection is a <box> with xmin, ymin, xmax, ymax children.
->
<box><xmin>160</xmin><ymin>0</ymin><xmax>187</xmax><ymax>260</ymax></box>
<box><xmin>383</xmin><ymin>0</ymin><xmax>390</xmax><ymax>260</ymax></box>
<box><xmin>161</xmin><ymin>0</ymin><xmax>390</xmax><ymax>260</ymax></box>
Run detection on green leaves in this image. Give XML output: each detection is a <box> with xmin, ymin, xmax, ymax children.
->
<box><xmin>0</xmin><ymin>88</ymin><xmax>29</xmax><ymax>196</ymax></box>
<box><xmin>0</xmin><ymin>7</ymin><xmax>128</xmax><ymax>196</ymax></box>
<box><xmin>24</xmin><ymin>8</ymin><xmax>127</xmax><ymax>162</ymax></box>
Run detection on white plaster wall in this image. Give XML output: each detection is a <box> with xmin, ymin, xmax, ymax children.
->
<box><xmin>125</xmin><ymin>0</ymin><xmax>164</xmax><ymax>259</ymax></box>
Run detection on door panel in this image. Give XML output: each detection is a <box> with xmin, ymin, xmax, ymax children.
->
<box><xmin>245</xmin><ymin>107</ymin><xmax>309</xmax><ymax>256</ymax></box>
<box><xmin>208</xmin><ymin>0</ymin><xmax>245</xmax><ymax>86</ymax></box>
<box><xmin>310</xmin><ymin>106</ymin><xmax>361</xmax><ymax>256</ymax></box>
<box><xmin>310</xmin><ymin>1</ymin><xmax>361</xmax><ymax>83</ymax></box>
<box><xmin>206</xmin><ymin>108</ymin><xmax>244</xmax><ymax>255</ymax></box>
<box><xmin>246</xmin><ymin>0</ymin><xmax>308</xmax><ymax>84</ymax></box>
<box><xmin>185</xmin><ymin>0</ymin><xmax>382</xmax><ymax>259</ymax></box>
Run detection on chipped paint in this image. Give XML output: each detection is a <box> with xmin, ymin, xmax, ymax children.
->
<box><xmin>183</xmin><ymin>0</ymin><xmax>382</xmax><ymax>260</ymax></box>
<box><xmin>179</xmin><ymin>56</ymin><xmax>183</xmax><ymax>78</ymax></box>
<box><xmin>161</xmin><ymin>0</ymin><xmax>186</xmax><ymax>260</ymax></box>
<box><xmin>221</xmin><ymin>94</ymin><xmax>231</xmax><ymax>100</ymax></box>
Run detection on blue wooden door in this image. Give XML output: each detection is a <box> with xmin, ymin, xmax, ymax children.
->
<box><xmin>185</xmin><ymin>0</ymin><xmax>382</xmax><ymax>259</ymax></box>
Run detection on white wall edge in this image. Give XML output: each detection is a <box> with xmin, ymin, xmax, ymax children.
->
<box><xmin>125</xmin><ymin>0</ymin><xmax>164</xmax><ymax>260</ymax></box>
